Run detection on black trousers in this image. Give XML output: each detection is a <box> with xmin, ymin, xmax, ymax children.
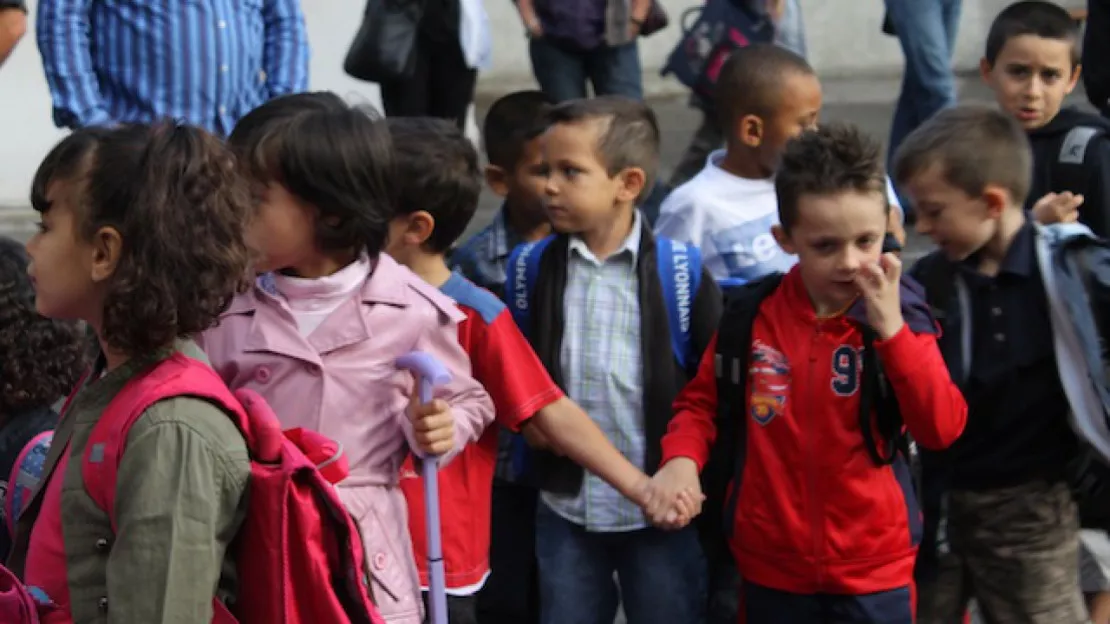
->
<box><xmin>476</xmin><ymin>480</ymin><xmax>540</xmax><ymax>624</ymax></box>
<box><xmin>379</xmin><ymin>31</ymin><xmax>477</xmax><ymax>130</ymax></box>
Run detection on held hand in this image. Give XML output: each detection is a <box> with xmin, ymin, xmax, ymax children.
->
<box><xmin>853</xmin><ymin>252</ymin><xmax>905</xmax><ymax>340</ymax></box>
<box><xmin>408</xmin><ymin>386</ymin><xmax>455</xmax><ymax>456</ymax></box>
<box><xmin>1032</xmin><ymin>191</ymin><xmax>1083</xmax><ymax>224</ymax></box>
<box><xmin>643</xmin><ymin>458</ymin><xmax>705</xmax><ymax>529</ymax></box>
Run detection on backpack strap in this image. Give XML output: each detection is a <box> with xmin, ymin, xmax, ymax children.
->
<box><xmin>506</xmin><ymin>235</ymin><xmax>555</xmax><ymax>338</ymax></box>
<box><xmin>5</xmin><ymin>431</ymin><xmax>53</xmax><ymax>538</ymax></box>
<box><xmin>81</xmin><ymin>354</ymin><xmax>244</xmax><ymax>529</ymax></box>
<box><xmin>858</xmin><ymin>327</ymin><xmax>906</xmax><ymax>466</ymax></box>
<box><xmin>655</xmin><ymin>237</ymin><xmax>703</xmax><ymax>374</ymax></box>
<box><xmin>1055</xmin><ymin>126</ymin><xmax>1106</xmax><ymax>192</ymax></box>
<box><xmin>708</xmin><ymin>272</ymin><xmax>784</xmax><ymax>539</ymax></box>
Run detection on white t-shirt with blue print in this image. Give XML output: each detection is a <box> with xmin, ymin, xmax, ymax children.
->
<box><xmin>654</xmin><ymin>149</ymin><xmax>903</xmax><ymax>284</ymax></box>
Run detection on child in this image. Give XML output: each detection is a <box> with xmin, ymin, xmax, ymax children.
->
<box><xmin>451</xmin><ymin>89</ymin><xmax>552</xmax><ymax>301</ymax></box>
<box><xmin>7</xmin><ymin>122</ymin><xmax>255</xmax><ymax>621</ymax></box>
<box><xmin>385</xmin><ymin>115</ymin><xmax>691</xmax><ymax>624</ymax></box>
<box><xmin>980</xmin><ymin>1</ymin><xmax>1110</xmax><ymax>235</ymax></box>
<box><xmin>199</xmin><ymin>92</ymin><xmax>495</xmax><ymax>624</ymax></box>
<box><xmin>0</xmin><ymin>237</ymin><xmax>86</xmax><ymax>561</ymax></box>
<box><xmin>650</xmin><ymin>123</ymin><xmax>968</xmax><ymax>624</ymax></box>
<box><xmin>895</xmin><ymin>105</ymin><xmax>1096</xmax><ymax>623</ymax></box>
<box><xmin>514</xmin><ymin>96</ymin><xmax>720</xmax><ymax>624</ymax></box>
<box><xmin>655</xmin><ymin>44</ymin><xmax>906</xmax><ymax>288</ymax></box>
<box><xmin>447</xmin><ymin>89</ymin><xmax>552</xmax><ymax>624</ymax></box>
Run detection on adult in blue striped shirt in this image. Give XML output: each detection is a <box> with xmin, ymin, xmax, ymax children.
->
<box><xmin>37</xmin><ymin>0</ymin><xmax>310</xmax><ymax>136</ymax></box>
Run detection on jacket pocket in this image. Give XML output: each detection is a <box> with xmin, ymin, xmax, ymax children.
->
<box><xmin>338</xmin><ymin>487</ymin><xmax>422</xmax><ymax>621</ymax></box>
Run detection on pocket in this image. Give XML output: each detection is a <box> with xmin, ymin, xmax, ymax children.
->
<box><xmin>339</xmin><ymin>489</ymin><xmax>422</xmax><ymax>620</ymax></box>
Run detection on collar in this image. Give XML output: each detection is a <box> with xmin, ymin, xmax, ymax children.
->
<box><xmin>961</xmin><ymin>220</ymin><xmax>1036</xmax><ymax>278</ymax></box>
<box><xmin>487</xmin><ymin>205</ymin><xmax>514</xmax><ymax>261</ymax></box>
<box><xmin>568</xmin><ymin>210</ymin><xmax>643</xmax><ymax>264</ymax></box>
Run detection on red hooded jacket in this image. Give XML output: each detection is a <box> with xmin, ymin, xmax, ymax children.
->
<box><xmin>660</xmin><ymin>267</ymin><xmax>967</xmax><ymax>595</ymax></box>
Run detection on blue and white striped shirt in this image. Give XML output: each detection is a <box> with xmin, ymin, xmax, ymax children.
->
<box><xmin>37</xmin><ymin>0</ymin><xmax>310</xmax><ymax>136</ymax></box>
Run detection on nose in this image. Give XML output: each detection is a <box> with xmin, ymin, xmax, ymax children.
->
<box><xmin>836</xmin><ymin>248</ymin><xmax>863</xmax><ymax>273</ymax></box>
<box><xmin>914</xmin><ymin>215</ymin><xmax>932</xmax><ymax>236</ymax></box>
<box><xmin>544</xmin><ymin>173</ymin><xmax>558</xmax><ymax>196</ymax></box>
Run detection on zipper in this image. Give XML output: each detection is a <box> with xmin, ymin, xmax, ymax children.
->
<box><xmin>805</xmin><ymin>325</ymin><xmax>824</xmax><ymax>590</ymax></box>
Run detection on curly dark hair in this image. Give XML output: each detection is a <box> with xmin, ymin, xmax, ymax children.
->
<box><xmin>0</xmin><ymin>237</ymin><xmax>87</xmax><ymax>412</ymax></box>
<box><xmin>775</xmin><ymin>122</ymin><xmax>890</xmax><ymax>233</ymax></box>
<box><xmin>30</xmin><ymin>122</ymin><xmax>254</xmax><ymax>356</ymax></box>
<box><xmin>228</xmin><ymin>92</ymin><xmax>396</xmax><ymax>258</ymax></box>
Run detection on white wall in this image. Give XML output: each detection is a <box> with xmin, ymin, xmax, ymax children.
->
<box><xmin>0</xmin><ymin>0</ymin><xmax>1021</xmax><ymax>206</ymax></box>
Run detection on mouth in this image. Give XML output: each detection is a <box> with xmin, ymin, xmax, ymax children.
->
<box><xmin>1016</xmin><ymin>107</ymin><xmax>1040</xmax><ymax>121</ymax></box>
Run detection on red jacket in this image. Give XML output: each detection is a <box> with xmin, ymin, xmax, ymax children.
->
<box><xmin>660</xmin><ymin>267</ymin><xmax>967</xmax><ymax>595</ymax></box>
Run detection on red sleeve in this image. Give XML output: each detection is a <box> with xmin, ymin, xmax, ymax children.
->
<box><xmin>874</xmin><ymin>325</ymin><xmax>968</xmax><ymax>450</ymax></box>
<box><xmin>467</xmin><ymin>309</ymin><xmax>564</xmax><ymax>432</ymax></box>
<box><xmin>659</xmin><ymin>332</ymin><xmax>721</xmax><ymax>470</ymax></box>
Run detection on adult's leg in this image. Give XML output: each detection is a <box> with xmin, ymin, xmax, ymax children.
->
<box><xmin>587</xmin><ymin>41</ymin><xmax>644</xmax><ymax>101</ymax></box>
<box><xmin>426</xmin><ymin>36</ymin><xmax>478</xmax><ymax>131</ymax></box>
<box><xmin>615</xmin><ymin>525</ymin><xmax>706</xmax><ymax>624</ymax></box>
<box><xmin>529</xmin><ymin>38</ymin><xmax>589</xmax><ymax>103</ymax></box>
<box><xmin>379</xmin><ymin>33</ymin><xmax>432</xmax><ymax>118</ymax></box>
<box><xmin>534</xmin><ymin>503</ymin><xmax>619</xmax><ymax>624</ymax></box>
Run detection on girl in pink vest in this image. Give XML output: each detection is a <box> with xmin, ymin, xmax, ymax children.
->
<box><xmin>197</xmin><ymin>93</ymin><xmax>495</xmax><ymax>624</ymax></box>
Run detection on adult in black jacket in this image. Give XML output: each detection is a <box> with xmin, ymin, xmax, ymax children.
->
<box><xmin>1085</xmin><ymin>0</ymin><xmax>1110</xmax><ymax>116</ymax></box>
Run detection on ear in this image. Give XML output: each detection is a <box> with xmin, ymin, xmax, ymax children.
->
<box><xmin>485</xmin><ymin>164</ymin><xmax>510</xmax><ymax>198</ymax></box>
<box><xmin>771</xmin><ymin>223</ymin><xmax>796</xmax><ymax>255</ymax></box>
<box><xmin>1067</xmin><ymin>63</ymin><xmax>1082</xmax><ymax>94</ymax></box>
<box><xmin>399</xmin><ymin>210</ymin><xmax>437</xmax><ymax>247</ymax></box>
<box><xmin>738</xmin><ymin>114</ymin><xmax>765</xmax><ymax>148</ymax></box>
<box><xmin>979</xmin><ymin>57</ymin><xmax>994</xmax><ymax>84</ymax></box>
<box><xmin>615</xmin><ymin>167</ymin><xmax>647</xmax><ymax>204</ymax></box>
<box><xmin>89</xmin><ymin>226</ymin><xmax>123</xmax><ymax>284</ymax></box>
<box><xmin>981</xmin><ymin>184</ymin><xmax>1010</xmax><ymax>219</ymax></box>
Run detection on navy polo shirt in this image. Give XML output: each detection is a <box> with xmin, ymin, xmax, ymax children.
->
<box><xmin>949</xmin><ymin>222</ymin><xmax>1078</xmax><ymax>490</ymax></box>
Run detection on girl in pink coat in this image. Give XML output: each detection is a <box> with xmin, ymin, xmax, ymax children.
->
<box><xmin>198</xmin><ymin>93</ymin><xmax>495</xmax><ymax>624</ymax></box>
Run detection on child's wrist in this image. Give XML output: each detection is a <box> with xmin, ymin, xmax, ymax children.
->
<box><xmin>877</xmin><ymin>318</ymin><xmax>905</xmax><ymax>341</ymax></box>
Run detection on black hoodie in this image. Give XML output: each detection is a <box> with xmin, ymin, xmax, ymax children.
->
<box><xmin>1084</xmin><ymin>0</ymin><xmax>1110</xmax><ymax>116</ymax></box>
<box><xmin>1025</xmin><ymin>106</ymin><xmax>1110</xmax><ymax>238</ymax></box>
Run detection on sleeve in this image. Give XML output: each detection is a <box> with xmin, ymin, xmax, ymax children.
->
<box><xmin>470</xmin><ymin>311</ymin><xmax>564</xmax><ymax>431</ymax></box>
<box><xmin>1085</xmin><ymin>0</ymin><xmax>1110</xmax><ymax>114</ymax></box>
<box><xmin>653</xmin><ymin>189</ymin><xmax>705</xmax><ymax>248</ymax></box>
<box><xmin>407</xmin><ymin>315</ymin><xmax>496</xmax><ymax>463</ymax></box>
<box><xmin>874</xmin><ymin>325</ymin><xmax>967</xmax><ymax>450</ymax></box>
<box><xmin>36</xmin><ymin>0</ymin><xmax>113</xmax><ymax>129</ymax></box>
<box><xmin>107</xmin><ymin>399</ymin><xmax>250</xmax><ymax>624</ymax></box>
<box><xmin>659</xmin><ymin>333</ymin><xmax>721</xmax><ymax>470</ymax></box>
<box><xmin>261</xmin><ymin>0</ymin><xmax>310</xmax><ymax>98</ymax></box>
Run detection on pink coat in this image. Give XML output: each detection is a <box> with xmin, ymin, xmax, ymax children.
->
<box><xmin>198</xmin><ymin>255</ymin><xmax>494</xmax><ymax>624</ymax></box>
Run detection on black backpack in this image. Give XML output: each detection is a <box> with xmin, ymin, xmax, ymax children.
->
<box><xmin>699</xmin><ymin>274</ymin><xmax>909</xmax><ymax>555</ymax></box>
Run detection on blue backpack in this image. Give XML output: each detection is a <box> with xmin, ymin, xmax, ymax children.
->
<box><xmin>506</xmin><ymin>235</ymin><xmax>704</xmax><ymax>479</ymax></box>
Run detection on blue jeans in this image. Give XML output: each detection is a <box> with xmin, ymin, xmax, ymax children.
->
<box><xmin>535</xmin><ymin>503</ymin><xmax>706</xmax><ymax>624</ymax></box>
<box><xmin>528</xmin><ymin>37</ymin><xmax>643</xmax><ymax>103</ymax></box>
<box><xmin>885</xmin><ymin>0</ymin><xmax>961</xmax><ymax>210</ymax></box>
<box><xmin>743</xmin><ymin>581</ymin><xmax>914</xmax><ymax>624</ymax></box>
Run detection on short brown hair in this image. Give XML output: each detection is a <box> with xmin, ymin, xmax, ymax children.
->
<box><xmin>892</xmin><ymin>105</ymin><xmax>1031</xmax><ymax>205</ymax></box>
<box><xmin>546</xmin><ymin>96</ymin><xmax>660</xmax><ymax>201</ymax></box>
<box><xmin>776</xmin><ymin>123</ymin><xmax>888</xmax><ymax>232</ymax></box>
<box><xmin>31</xmin><ymin>122</ymin><xmax>254</xmax><ymax>357</ymax></box>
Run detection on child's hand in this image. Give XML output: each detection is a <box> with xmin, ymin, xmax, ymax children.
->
<box><xmin>1032</xmin><ymin>191</ymin><xmax>1083</xmax><ymax>224</ymax></box>
<box><xmin>643</xmin><ymin>458</ymin><xmax>705</xmax><ymax>529</ymax></box>
<box><xmin>854</xmin><ymin>252</ymin><xmax>905</xmax><ymax>340</ymax></box>
<box><xmin>408</xmin><ymin>388</ymin><xmax>455</xmax><ymax>456</ymax></box>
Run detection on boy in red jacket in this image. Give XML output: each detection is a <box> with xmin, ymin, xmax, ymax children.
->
<box><xmin>648</xmin><ymin>123</ymin><xmax>968</xmax><ymax>623</ymax></box>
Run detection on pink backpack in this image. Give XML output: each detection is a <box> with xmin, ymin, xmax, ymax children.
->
<box><xmin>79</xmin><ymin>353</ymin><xmax>385</xmax><ymax>624</ymax></box>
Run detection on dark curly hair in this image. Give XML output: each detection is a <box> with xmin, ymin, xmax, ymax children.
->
<box><xmin>30</xmin><ymin>122</ymin><xmax>254</xmax><ymax>357</ymax></box>
<box><xmin>228</xmin><ymin>92</ymin><xmax>396</xmax><ymax>258</ymax></box>
<box><xmin>775</xmin><ymin>122</ymin><xmax>890</xmax><ymax>234</ymax></box>
<box><xmin>0</xmin><ymin>237</ymin><xmax>87</xmax><ymax>412</ymax></box>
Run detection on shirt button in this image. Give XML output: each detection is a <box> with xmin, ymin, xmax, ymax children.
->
<box><xmin>98</xmin><ymin>597</ymin><xmax>108</xmax><ymax>612</ymax></box>
<box><xmin>220</xmin><ymin>64</ymin><xmax>229</xmax><ymax>73</ymax></box>
<box><xmin>218</xmin><ymin>105</ymin><xmax>227</xmax><ymax>115</ymax></box>
<box><xmin>217</xmin><ymin>19</ymin><xmax>227</xmax><ymax>29</ymax></box>
<box><xmin>994</xmin><ymin>332</ymin><xmax>1006</xmax><ymax>342</ymax></box>
<box><xmin>95</xmin><ymin>537</ymin><xmax>110</xmax><ymax>552</ymax></box>
<box><xmin>991</xmin><ymin>307</ymin><xmax>1002</xmax><ymax>317</ymax></box>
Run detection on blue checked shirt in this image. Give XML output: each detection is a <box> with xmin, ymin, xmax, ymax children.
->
<box><xmin>449</xmin><ymin>206</ymin><xmax>528</xmax><ymax>482</ymax></box>
<box><xmin>37</xmin><ymin>0</ymin><xmax>310</xmax><ymax>136</ymax></box>
<box><xmin>541</xmin><ymin>212</ymin><xmax>647</xmax><ymax>532</ymax></box>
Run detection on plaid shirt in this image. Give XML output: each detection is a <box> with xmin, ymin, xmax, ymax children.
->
<box><xmin>449</xmin><ymin>206</ymin><xmax>527</xmax><ymax>481</ymax></box>
<box><xmin>541</xmin><ymin>213</ymin><xmax>647</xmax><ymax>532</ymax></box>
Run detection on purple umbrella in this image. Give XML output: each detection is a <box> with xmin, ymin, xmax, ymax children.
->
<box><xmin>395</xmin><ymin>352</ymin><xmax>450</xmax><ymax>624</ymax></box>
